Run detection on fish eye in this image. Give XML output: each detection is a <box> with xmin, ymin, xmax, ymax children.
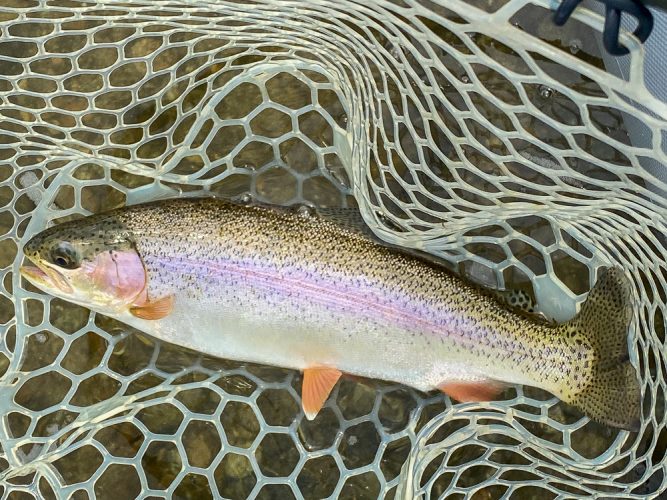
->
<box><xmin>50</xmin><ymin>242</ymin><xmax>80</xmax><ymax>269</ymax></box>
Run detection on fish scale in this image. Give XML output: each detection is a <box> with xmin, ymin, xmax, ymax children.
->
<box><xmin>21</xmin><ymin>197</ymin><xmax>640</xmax><ymax>430</ymax></box>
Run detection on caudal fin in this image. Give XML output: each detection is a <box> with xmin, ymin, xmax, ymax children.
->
<box><xmin>560</xmin><ymin>268</ymin><xmax>641</xmax><ymax>431</ymax></box>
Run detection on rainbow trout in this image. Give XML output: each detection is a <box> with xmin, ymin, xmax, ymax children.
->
<box><xmin>20</xmin><ymin>198</ymin><xmax>640</xmax><ymax>430</ymax></box>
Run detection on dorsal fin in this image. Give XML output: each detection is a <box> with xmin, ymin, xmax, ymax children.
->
<box><xmin>314</xmin><ymin>207</ymin><xmax>379</xmax><ymax>240</ymax></box>
<box><xmin>227</xmin><ymin>197</ymin><xmax>456</xmax><ymax>269</ymax></box>
<box><xmin>228</xmin><ymin>196</ymin><xmax>384</xmax><ymax>242</ymax></box>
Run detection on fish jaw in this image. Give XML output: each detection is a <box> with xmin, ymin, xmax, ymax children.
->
<box><xmin>20</xmin><ymin>262</ymin><xmax>72</xmax><ymax>294</ymax></box>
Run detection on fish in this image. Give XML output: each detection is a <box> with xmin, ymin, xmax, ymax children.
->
<box><xmin>19</xmin><ymin>197</ymin><xmax>641</xmax><ymax>430</ymax></box>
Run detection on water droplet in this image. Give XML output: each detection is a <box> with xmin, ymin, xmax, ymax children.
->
<box><xmin>296</xmin><ymin>204</ymin><xmax>315</xmax><ymax>218</ymax></box>
<box><xmin>569</xmin><ymin>39</ymin><xmax>581</xmax><ymax>54</ymax></box>
<box><xmin>460</xmin><ymin>75</ymin><xmax>470</xmax><ymax>84</ymax></box>
<box><xmin>34</xmin><ymin>333</ymin><xmax>47</xmax><ymax>344</ymax></box>
<box><xmin>239</xmin><ymin>193</ymin><xmax>253</xmax><ymax>204</ymax></box>
<box><xmin>539</xmin><ymin>85</ymin><xmax>554</xmax><ymax>99</ymax></box>
<box><xmin>334</xmin><ymin>172</ymin><xmax>351</xmax><ymax>191</ymax></box>
<box><xmin>347</xmin><ymin>435</ymin><xmax>358</xmax><ymax>446</ymax></box>
<box><xmin>378</xmin><ymin>213</ymin><xmax>405</xmax><ymax>233</ymax></box>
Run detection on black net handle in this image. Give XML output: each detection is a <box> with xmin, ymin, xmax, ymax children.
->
<box><xmin>554</xmin><ymin>0</ymin><xmax>654</xmax><ymax>56</ymax></box>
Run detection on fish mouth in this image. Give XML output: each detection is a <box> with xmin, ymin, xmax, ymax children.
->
<box><xmin>20</xmin><ymin>261</ymin><xmax>73</xmax><ymax>294</ymax></box>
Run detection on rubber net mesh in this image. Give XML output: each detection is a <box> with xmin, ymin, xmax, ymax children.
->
<box><xmin>0</xmin><ymin>0</ymin><xmax>666</xmax><ymax>498</ymax></box>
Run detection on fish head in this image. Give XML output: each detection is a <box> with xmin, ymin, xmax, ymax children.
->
<box><xmin>20</xmin><ymin>214</ymin><xmax>146</xmax><ymax>313</ymax></box>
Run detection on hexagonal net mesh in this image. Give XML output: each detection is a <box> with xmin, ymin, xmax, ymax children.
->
<box><xmin>0</xmin><ymin>0</ymin><xmax>666</xmax><ymax>498</ymax></box>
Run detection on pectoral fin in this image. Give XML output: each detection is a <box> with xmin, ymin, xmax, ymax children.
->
<box><xmin>302</xmin><ymin>367</ymin><xmax>342</xmax><ymax>420</ymax></box>
<box><xmin>439</xmin><ymin>381</ymin><xmax>506</xmax><ymax>402</ymax></box>
<box><xmin>130</xmin><ymin>295</ymin><xmax>174</xmax><ymax>320</ymax></box>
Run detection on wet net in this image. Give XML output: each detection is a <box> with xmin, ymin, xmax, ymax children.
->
<box><xmin>1</xmin><ymin>0</ymin><xmax>666</xmax><ymax>498</ymax></box>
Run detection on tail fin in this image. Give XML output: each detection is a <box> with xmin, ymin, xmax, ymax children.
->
<box><xmin>560</xmin><ymin>268</ymin><xmax>641</xmax><ymax>431</ymax></box>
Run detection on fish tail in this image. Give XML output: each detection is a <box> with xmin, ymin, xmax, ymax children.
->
<box><xmin>560</xmin><ymin>268</ymin><xmax>641</xmax><ymax>431</ymax></box>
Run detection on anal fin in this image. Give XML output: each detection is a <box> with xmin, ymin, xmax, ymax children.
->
<box><xmin>302</xmin><ymin>367</ymin><xmax>342</xmax><ymax>420</ymax></box>
<box><xmin>130</xmin><ymin>294</ymin><xmax>174</xmax><ymax>320</ymax></box>
<box><xmin>439</xmin><ymin>381</ymin><xmax>506</xmax><ymax>402</ymax></box>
